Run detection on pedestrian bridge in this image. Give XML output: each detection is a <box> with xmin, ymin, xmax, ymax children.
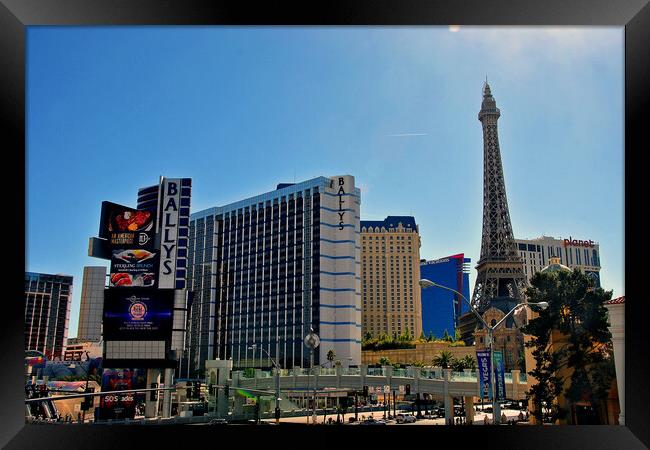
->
<box><xmin>231</xmin><ymin>365</ymin><xmax>528</xmax><ymax>401</ymax></box>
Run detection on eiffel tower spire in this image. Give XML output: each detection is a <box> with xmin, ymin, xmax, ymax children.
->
<box><xmin>471</xmin><ymin>82</ymin><xmax>527</xmax><ymax>310</ymax></box>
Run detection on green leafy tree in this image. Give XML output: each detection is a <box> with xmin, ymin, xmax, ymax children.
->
<box><xmin>442</xmin><ymin>329</ymin><xmax>453</xmax><ymax>342</ymax></box>
<box><xmin>418</xmin><ymin>331</ymin><xmax>426</xmax><ymax>342</ymax></box>
<box><xmin>427</xmin><ymin>331</ymin><xmax>435</xmax><ymax>342</ymax></box>
<box><xmin>522</xmin><ymin>268</ymin><xmax>614</xmax><ymax>424</ymax></box>
<box><xmin>454</xmin><ymin>328</ymin><xmax>462</xmax><ymax>342</ymax></box>
<box><xmin>432</xmin><ymin>350</ymin><xmax>455</xmax><ymax>369</ymax></box>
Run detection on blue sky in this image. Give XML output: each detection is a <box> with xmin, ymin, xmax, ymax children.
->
<box><xmin>26</xmin><ymin>27</ymin><xmax>624</xmax><ymax>338</ymax></box>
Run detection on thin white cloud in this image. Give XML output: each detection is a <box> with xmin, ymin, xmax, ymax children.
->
<box><xmin>386</xmin><ymin>133</ymin><xmax>428</xmax><ymax>137</ymax></box>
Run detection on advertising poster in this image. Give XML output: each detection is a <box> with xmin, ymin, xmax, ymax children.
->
<box><xmin>99</xmin><ymin>201</ymin><xmax>156</xmax><ymax>250</ymax></box>
<box><xmin>103</xmin><ymin>288</ymin><xmax>174</xmax><ymax>341</ymax></box>
<box><xmin>476</xmin><ymin>350</ymin><xmax>492</xmax><ymax>400</ymax></box>
<box><xmin>109</xmin><ymin>249</ymin><xmax>158</xmax><ymax>288</ymax></box>
<box><xmin>493</xmin><ymin>350</ymin><xmax>506</xmax><ymax>401</ymax></box>
<box><xmin>97</xmin><ymin>368</ymin><xmax>146</xmax><ymax>420</ymax></box>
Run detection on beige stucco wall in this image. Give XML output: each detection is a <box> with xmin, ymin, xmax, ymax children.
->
<box><xmin>362</xmin><ymin>342</ymin><xmax>476</xmax><ymax>365</ymax></box>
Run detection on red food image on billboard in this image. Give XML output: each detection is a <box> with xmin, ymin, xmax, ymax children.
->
<box><xmin>110</xmin><ymin>210</ymin><xmax>152</xmax><ymax>232</ymax></box>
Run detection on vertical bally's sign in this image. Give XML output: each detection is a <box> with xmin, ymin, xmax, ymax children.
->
<box><xmin>330</xmin><ymin>176</ymin><xmax>352</xmax><ymax>230</ymax></box>
<box><xmin>158</xmin><ymin>178</ymin><xmax>181</xmax><ymax>289</ymax></box>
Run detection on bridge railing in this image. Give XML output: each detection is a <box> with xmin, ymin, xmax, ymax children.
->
<box><xmin>450</xmin><ymin>371</ymin><xmax>477</xmax><ymax>382</ymax></box>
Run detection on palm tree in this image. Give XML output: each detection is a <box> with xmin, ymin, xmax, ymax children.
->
<box><xmin>378</xmin><ymin>356</ymin><xmax>392</xmax><ymax>367</ymax></box>
<box><xmin>462</xmin><ymin>355</ymin><xmax>477</xmax><ymax>371</ymax></box>
<box><xmin>432</xmin><ymin>350</ymin><xmax>455</xmax><ymax>369</ymax></box>
<box><xmin>327</xmin><ymin>349</ymin><xmax>336</xmax><ymax>368</ymax></box>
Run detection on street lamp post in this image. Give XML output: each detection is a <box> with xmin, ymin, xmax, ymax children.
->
<box><xmin>419</xmin><ymin>279</ymin><xmax>547</xmax><ymax>425</ymax></box>
<box><xmin>304</xmin><ymin>329</ymin><xmax>320</xmax><ymax>425</ymax></box>
<box><xmin>248</xmin><ymin>344</ymin><xmax>282</xmax><ymax>425</ymax></box>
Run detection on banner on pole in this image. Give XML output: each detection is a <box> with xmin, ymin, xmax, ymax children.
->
<box><xmin>493</xmin><ymin>350</ymin><xmax>506</xmax><ymax>401</ymax></box>
<box><xmin>476</xmin><ymin>350</ymin><xmax>492</xmax><ymax>400</ymax></box>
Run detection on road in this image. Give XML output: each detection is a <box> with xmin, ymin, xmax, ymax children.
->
<box><xmin>259</xmin><ymin>408</ymin><xmax>528</xmax><ymax>425</ymax></box>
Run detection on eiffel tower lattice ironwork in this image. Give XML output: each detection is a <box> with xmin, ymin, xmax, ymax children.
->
<box><xmin>471</xmin><ymin>81</ymin><xmax>528</xmax><ymax>310</ymax></box>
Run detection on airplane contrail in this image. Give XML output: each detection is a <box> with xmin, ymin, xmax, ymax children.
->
<box><xmin>386</xmin><ymin>133</ymin><xmax>428</xmax><ymax>137</ymax></box>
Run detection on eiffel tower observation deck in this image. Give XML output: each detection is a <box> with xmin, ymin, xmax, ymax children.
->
<box><xmin>470</xmin><ymin>81</ymin><xmax>528</xmax><ymax>311</ymax></box>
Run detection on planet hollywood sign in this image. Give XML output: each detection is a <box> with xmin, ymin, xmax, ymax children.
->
<box><xmin>563</xmin><ymin>236</ymin><xmax>596</xmax><ymax>248</ymax></box>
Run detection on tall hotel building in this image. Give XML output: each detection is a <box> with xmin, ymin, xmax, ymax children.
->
<box><xmin>360</xmin><ymin>217</ymin><xmax>422</xmax><ymax>339</ymax></box>
<box><xmin>75</xmin><ymin>266</ymin><xmax>107</xmax><ymax>342</ymax></box>
<box><xmin>24</xmin><ymin>272</ymin><xmax>73</xmax><ymax>360</ymax></box>
<box><xmin>514</xmin><ymin>235</ymin><xmax>601</xmax><ymax>287</ymax></box>
<box><xmin>420</xmin><ymin>254</ymin><xmax>471</xmax><ymax>338</ymax></box>
<box><xmin>186</xmin><ymin>176</ymin><xmax>361</xmax><ymax>376</ymax></box>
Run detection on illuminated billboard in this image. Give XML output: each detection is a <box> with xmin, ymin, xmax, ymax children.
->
<box><xmin>97</xmin><ymin>368</ymin><xmax>146</xmax><ymax>420</ymax></box>
<box><xmin>109</xmin><ymin>249</ymin><xmax>158</xmax><ymax>288</ymax></box>
<box><xmin>99</xmin><ymin>201</ymin><xmax>156</xmax><ymax>249</ymax></box>
<box><xmin>103</xmin><ymin>288</ymin><xmax>174</xmax><ymax>341</ymax></box>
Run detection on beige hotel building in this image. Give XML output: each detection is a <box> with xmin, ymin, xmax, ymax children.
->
<box><xmin>360</xmin><ymin>216</ymin><xmax>422</xmax><ymax>338</ymax></box>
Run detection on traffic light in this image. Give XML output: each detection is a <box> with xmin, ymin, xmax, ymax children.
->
<box><xmin>192</xmin><ymin>382</ymin><xmax>200</xmax><ymax>399</ymax></box>
<box><xmin>81</xmin><ymin>388</ymin><xmax>95</xmax><ymax>411</ymax></box>
<box><xmin>363</xmin><ymin>386</ymin><xmax>369</xmax><ymax>398</ymax></box>
<box><xmin>224</xmin><ymin>385</ymin><xmax>229</xmax><ymax>398</ymax></box>
<box><xmin>405</xmin><ymin>384</ymin><xmax>411</xmax><ymax>396</ymax></box>
<box><xmin>150</xmin><ymin>383</ymin><xmax>158</xmax><ymax>401</ymax></box>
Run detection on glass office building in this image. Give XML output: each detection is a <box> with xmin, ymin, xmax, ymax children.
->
<box><xmin>185</xmin><ymin>176</ymin><xmax>361</xmax><ymax>376</ymax></box>
<box><xmin>419</xmin><ymin>254</ymin><xmax>470</xmax><ymax>339</ymax></box>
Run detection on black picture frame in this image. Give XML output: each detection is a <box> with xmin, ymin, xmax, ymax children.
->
<box><xmin>2</xmin><ymin>0</ymin><xmax>647</xmax><ymax>448</ymax></box>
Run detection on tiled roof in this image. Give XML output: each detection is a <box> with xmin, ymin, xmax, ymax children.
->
<box><xmin>360</xmin><ymin>216</ymin><xmax>417</xmax><ymax>230</ymax></box>
<box><xmin>605</xmin><ymin>296</ymin><xmax>625</xmax><ymax>305</ymax></box>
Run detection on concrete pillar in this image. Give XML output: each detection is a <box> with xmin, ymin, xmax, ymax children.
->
<box><xmin>443</xmin><ymin>368</ymin><xmax>453</xmax><ymax>422</ymax></box>
<box><xmin>465</xmin><ymin>396</ymin><xmax>475</xmax><ymax>423</ymax></box>
<box><xmin>383</xmin><ymin>365</ymin><xmax>393</xmax><ymax>387</ymax></box>
<box><xmin>293</xmin><ymin>366</ymin><xmax>299</xmax><ymax>389</ymax></box>
<box><xmin>144</xmin><ymin>368</ymin><xmax>161</xmax><ymax>419</ymax></box>
<box><xmin>161</xmin><ymin>367</ymin><xmax>174</xmax><ymax>418</ymax></box>
<box><xmin>206</xmin><ymin>359</ymin><xmax>233</xmax><ymax>418</ymax></box>
<box><xmin>233</xmin><ymin>394</ymin><xmax>245</xmax><ymax>416</ymax></box>
<box><xmin>511</xmin><ymin>369</ymin><xmax>520</xmax><ymax>400</ymax></box>
<box><xmin>336</xmin><ymin>365</ymin><xmax>342</xmax><ymax>388</ymax></box>
<box><xmin>360</xmin><ymin>365</ymin><xmax>367</xmax><ymax>391</ymax></box>
<box><xmin>412</xmin><ymin>366</ymin><xmax>420</xmax><ymax>394</ymax></box>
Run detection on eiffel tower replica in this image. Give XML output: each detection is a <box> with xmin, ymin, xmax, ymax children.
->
<box><xmin>470</xmin><ymin>81</ymin><xmax>527</xmax><ymax>312</ymax></box>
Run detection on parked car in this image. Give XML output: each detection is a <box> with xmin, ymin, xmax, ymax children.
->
<box><xmin>396</xmin><ymin>413</ymin><xmax>416</xmax><ymax>424</ymax></box>
<box><xmin>360</xmin><ymin>418</ymin><xmax>386</xmax><ymax>425</ymax></box>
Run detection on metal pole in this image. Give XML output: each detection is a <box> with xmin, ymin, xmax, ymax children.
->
<box><xmin>275</xmin><ymin>340</ymin><xmax>281</xmax><ymax>425</ymax></box>
<box><xmin>489</xmin><ymin>327</ymin><xmax>498</xmax><ymax>425</ymax></box>
<box><xmin>309</xmin><ymin>348</ymin><xmax>314</xmax><ymax>424</ymax></box>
